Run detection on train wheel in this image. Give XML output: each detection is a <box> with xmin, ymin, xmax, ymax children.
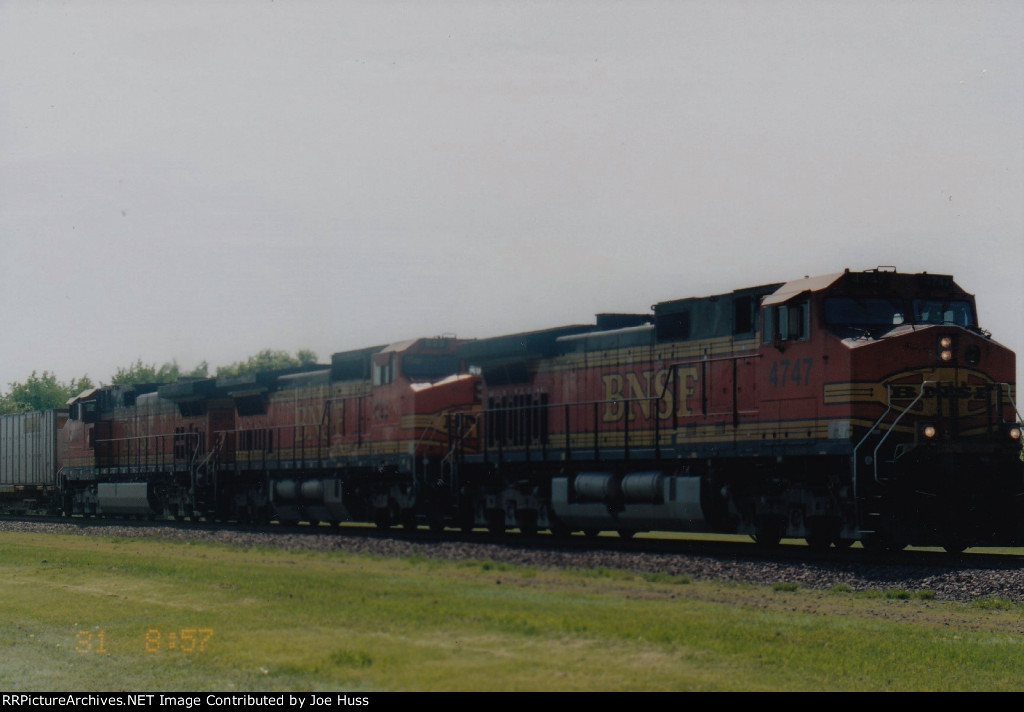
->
<box><xmin>427</xmin><ymin>506</ymin><xmax>447</xmax><ymax>532</ymax></box>
<box><xmin>862</xmin><ymin>533</ymin><xmax>906</xmax><ymax>552</ymax></box>
<box><xmin>401</xmin><ymin>510</ymin><xmax>418</xmax><ymax>530</ymax></box>
<box><xmin>805</xmin><ymin>535</ymin><xmax>831</xmax><ymax>551</ymax></box>
<box><xmin>583</xmin><ymin>528</ymin><xmax>601</xmax><ymax>538</ymax></box>
<box><xmin>942</xmin><ymin>540</ymin><xmax>968</xmax><ymax>555</ymax></box>
<box><xmin>806</xmin><ymin>521</ymin><xmax>838</xmax><ymax>551</ymax></box>
<box><xmin>549</xmin><ymin>522</ymin><xmax>571</xmax><ymax>538</ymax></box>
<box><xmin>753</xmin><ymin>519</ymin><xmax>784</xmax><ymax>547</ymax></box>
<box><xmin>861</xmin><ymin>535</ymin><xmax>887</xmax><ymax>552</ymax></box>
<box><xmin>426</xmin><ymin>500</ymin><xmax>448</xmax><ymax>533</ymax></box>
<box><xmin>517</xmin><ymin>511</ymin><xmax>538</xmax><ymax>536</ymax></box>
<box><xmin>753</xmin><ymin>532</ymin><xmax>782</xmax><ymax>547</ymax></box>
<box><xmin>617</xmin><ymin>529</ymin><xmax>636</xmax><ymax>539</ymax></box>
<box><xmin>486</xmin><ymin>509</ymin><xmax>505</xmax><ymax>536</ymax></box>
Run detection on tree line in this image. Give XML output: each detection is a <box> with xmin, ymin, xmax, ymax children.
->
<box><xmin>0</xmin><ymin>349</ymin><xmax>318</xmax><ymax>415</ymax></box>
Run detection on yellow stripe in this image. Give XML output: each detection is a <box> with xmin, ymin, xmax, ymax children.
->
<box><xmin>823</xmin><ymin>383</ymin><xmax>882</xmax><ymax>403</ymax></box>
<box><xmin>529</xmin><ymin>419</ymin><xmax>838</xmax><ymax>449</ymax></box>
<box><xmin>538</xmin><ymin>336</ymin><xmax>759</xmax><ymax>374</ymax></box>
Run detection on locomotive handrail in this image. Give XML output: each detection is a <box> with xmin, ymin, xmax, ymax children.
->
<box><xmin>851</xmin><ymin>392</ymin><xmax>894</xmax><ymax>516</ymax></box>
<box><xmin>93</xmin><ymin>431</ymin><xmax>202</xmax><ymax>472</ymax></box>
<box><xmin>850</xmin><ymin>379</ymin><xmax>933</xmax><ymax>515</ymax></box>
<box><xmin>996</xmin><ymin>382</ymin><xmax>1022</xmax><ymax>423</ymax></box>
<box><xmin>445</xmin><ymin>352</ymin><xmax>762</xmax><ymax>459</ymax></box>
<box><xmin>871</xmin><ymin>380</ymin><xmax>937</xmax><ymax>483</ymax></box>
<box><xmin>408</xmin><ymin>409</ymin><xmax>469</xmax><ymax>486</ymax></box>
<box><xmin>663</xmin><ymin>351</ymin><xmax>761</xmax><ymax>425</ymax></box>
<box><xmin>193</xmin><ymin>435</ymin><xmax>221</xmax><ymax>472</ymax></box>
<box><xmin>414</xmin><ymin>409</ymin><xmax>461</xmax><ymax>455</ymax></box>
<box><xmin>856</xmin><ymin>380</ymin><xmax>1020</xmax><ymax>493</ymax></box>
<box><xmin>435</xmin><ymin>411</ymin><xmax>479</xmax><ymax>470</ymax></box>
<box><xmin>664</xmin><ymin>350</ymin><xmax>762</xmax><ymax>367</ymax></box>
<box><xmin>449</xmin><ymin>376</ymin><xmax>761</xmax><ymax>465</ymax></box>
<box><xmin>212</xmin><ymin>421</ymin><xmax>329</xmax><ymax>469</ymax></box>
<box><xmin>453</xmin><ymin>395</ymin><xmax>661</xmax><ymax>462</ymax></box>
<box><xmin>852</xmin><ymin>399</ymin><xmax>896</xmax><ymax>462</ymax></box>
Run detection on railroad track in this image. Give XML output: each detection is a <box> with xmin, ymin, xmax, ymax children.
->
<box><xmin>4</xmin><ymin>514</ymin><xmax>1022</xmax><ymax>604</ymax></box>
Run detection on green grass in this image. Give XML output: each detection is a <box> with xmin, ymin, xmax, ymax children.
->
<box><xmin>1</xmin><ymin>532</ymin><xmax>1023</xmax><ymax>691</ymax></box>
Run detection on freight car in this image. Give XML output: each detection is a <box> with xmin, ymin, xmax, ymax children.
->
<box><xmin>0</xmin><ymin>409</ymin><xmax>64</xmax><ymax>515</ymax></box>
<box><xmin>1</xmin><ymin>267</ymin><xmax>1020</xmax><ymax>553</ymax></box>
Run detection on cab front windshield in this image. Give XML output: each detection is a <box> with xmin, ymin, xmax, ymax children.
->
<box><xmin>824</xmin><ymin>297</ymin><xmax>975</xmax><ymax>328</ymax></box>
<box><xmin>824</xmin><ymin>297</ymin><xmax>906</xmax><ymax>326</ymax></box>
<box><xmin>912</xmin><ymin>299</ymin><xmax>975</xmax><ymax>326</ymax></box>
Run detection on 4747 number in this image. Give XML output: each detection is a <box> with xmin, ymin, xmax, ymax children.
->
<box><xmin>768</xmin><ymin>358</ymin><xmax>813</xmax><ymax>387</ymax></box>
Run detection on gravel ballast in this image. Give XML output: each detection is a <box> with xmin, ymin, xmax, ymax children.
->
<box><xmin>4</xmin><ymin>520</ymin><xmax>1023</xmax><ymax>604</ymax></box>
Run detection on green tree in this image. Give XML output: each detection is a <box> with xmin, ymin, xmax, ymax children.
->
<box><xmin>0</xmin><ymin>371</ymin><xmax>95</xmax><ymax>414</ymax></box>
<box><xmin>110</xmin><ymin>359</ymin><xmax>209</xmax><ymax>386</ymax></box>
<box><xmin>216</xmin><ymin>349</ymin><xmax>318</xmax><ymax>377</ymax></box>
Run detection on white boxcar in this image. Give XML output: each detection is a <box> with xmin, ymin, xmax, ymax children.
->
<box><xmin>0</xmin><ymin>409</ymin><xmax>64</xmax><ymax>512</ymax></box>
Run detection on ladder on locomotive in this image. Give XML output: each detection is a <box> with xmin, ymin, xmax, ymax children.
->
<box><xmin>852</xmin><ymin>380</ymin><xmax>1021</xmax><ymax>536</ymax></box>
<box><xmin>413</xmin><ymin>410</ymin><xmax>478</xmax><ymax>493</ymax></box>
<box><xmin>851</xmin><ymin>381</ymin><xmax>935</xmax><ymax>536</ymax></box>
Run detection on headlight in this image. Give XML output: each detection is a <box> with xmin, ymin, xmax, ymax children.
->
<box><xmin>920</xmin><ymin>424</ymin><xmax>937</xmax><ymax>439</ymax></box>
<box><xmin>937</xmin><ymin>335</ymin><xmax>955</xmax><ymax>362</ymax></box>
<box><xmin>1009</xmin><ymin>426</ymin><xmax>1022</xmax><ymax>441</ymax></box>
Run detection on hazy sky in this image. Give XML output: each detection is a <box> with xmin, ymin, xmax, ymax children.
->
<box><xmin>2</xmin><ymin>0</ymin><xmax>1022</xmax><ymax>389</ymax></box>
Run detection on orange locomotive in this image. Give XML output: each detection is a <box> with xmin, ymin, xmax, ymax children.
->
<box><xmin>60</xmin><ymin>337</ymin><xmax>478</xmax><ymax>530</ymax></box>
<box><xmin>43</xmin><ymin>267</ymin><xmax>1023</xmax><ymax>552</ymax></box>
<box><xmin>449</xmin><ymin>267</ymin><xmax>1022</xmax><ymax>551</ymax></box>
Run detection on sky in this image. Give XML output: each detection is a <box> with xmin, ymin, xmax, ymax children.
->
<box><xmin>1</xmin><ymin>0</ymin><xmax>1022</xmax><ymax>390</ymax></box>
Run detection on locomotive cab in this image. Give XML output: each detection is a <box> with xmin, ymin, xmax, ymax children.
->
<box><xmin>770</xmin><ymin>267</ymin><xmax>1023</xmax><ymax>550</ymax></box>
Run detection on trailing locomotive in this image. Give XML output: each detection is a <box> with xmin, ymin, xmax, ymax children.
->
<box><xmin>1</xmin><ymin>267</ymin><xmax>1021</xmax><ymax>553</ymax></box>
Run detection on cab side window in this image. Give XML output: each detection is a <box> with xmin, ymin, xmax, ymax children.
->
<box><xmin>372</xmin><ymin>354</ymin><xmax>395</xmax><ymax>386</ymax></box>
<box><xmin>763</xmin><ymin>300</ymin><xmax>810</xmax><ymax>343</ymax></box>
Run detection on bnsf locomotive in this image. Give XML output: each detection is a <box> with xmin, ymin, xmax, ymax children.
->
<box><xmin>2</xmin><ymin>267</ymin><xmax>1021</xmax><ymax>553</ymax></box>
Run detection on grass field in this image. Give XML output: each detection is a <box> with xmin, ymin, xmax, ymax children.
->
<box><xmin>1</xmin><ymin>530</ymin><xmax>1022</xmax><ymax>692</ymax></box>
